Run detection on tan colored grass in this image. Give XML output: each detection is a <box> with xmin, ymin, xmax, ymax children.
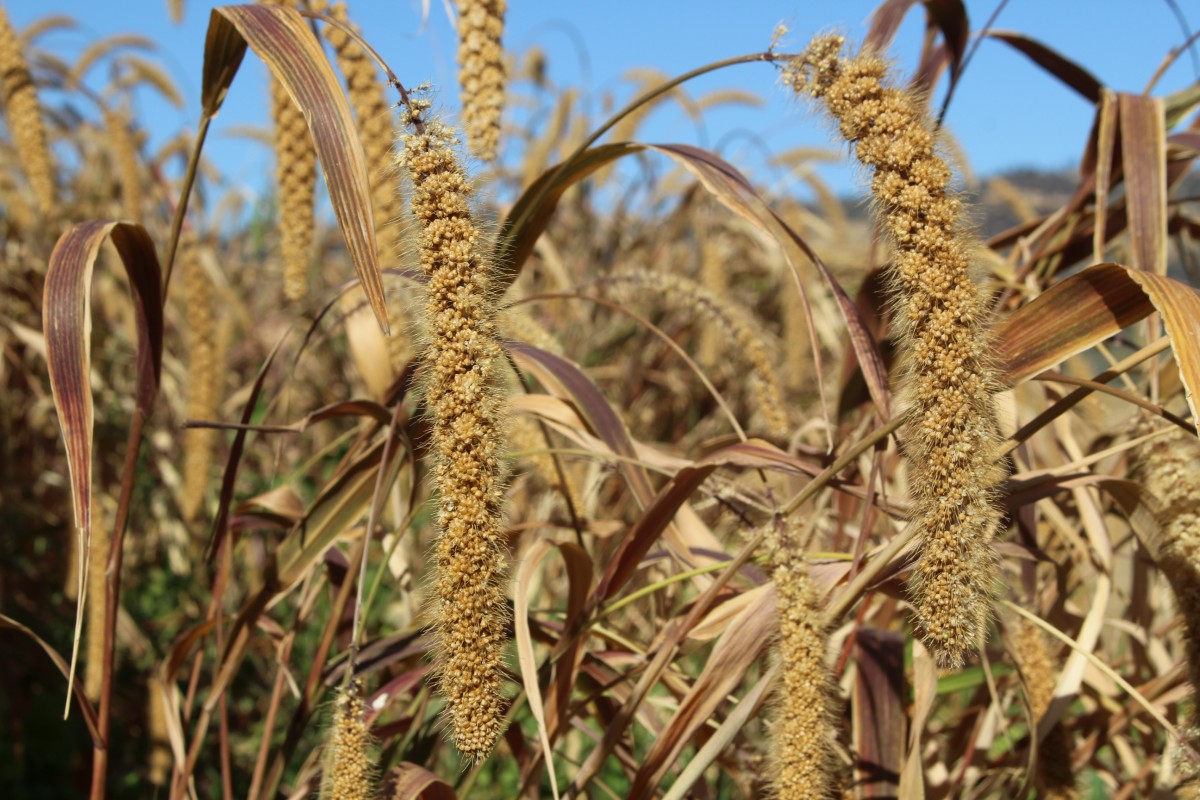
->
<box><xmin>786</xmin><ymin>36</ymin><xmax>1004</xmax><ymax>668</ymax></box>
<box><xmin>0</xmin><ymin>5</ymin><xmax>56</xmax><ymax>214</ymax></box>
<box><xmin>1010</xmin><ymin>616</ymin><xmax>1077</xmax><ymax>799</ymax></box>
<box><xmin>399</xmin><ymin>100</ymin><xmax>508</xmax><ymax>759</ymax></box>
<box><xmin>455</xmin><ymin>0</ymin><xmax>507</xmax><ymax>161</ymax></box>
<box><xmin>765</xmin><ymin>520</ymin><xmax>836</xmax><ymax>799</ymax></box>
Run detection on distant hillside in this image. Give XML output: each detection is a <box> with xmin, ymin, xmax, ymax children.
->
<box><xmin>815</xmin><ymin>166</ymin><xmax>1200</xmax><ymax>285</ymax></box>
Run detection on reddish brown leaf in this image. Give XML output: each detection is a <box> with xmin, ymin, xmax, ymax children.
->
<box><xmin>993</xmin><ymin>262</ymin><xmax>1200</xmax><ymax>427</ymax></box>
<box><xmin>646</xmin><ymin>143</ymin><xmax>891</xmax><ymax>417</ymax></box>
<box><xmin>211</xmin><ymin>5</ymin><xmax>388</xmax><ymax>332</ymax></box>
<box><xmin>627</xmin><ymin>582</ymin><xmax>775</xmax><ymax>798</ymax></box>
<box><xmin>43</xmin><ymin>220</ymin><xmax>163</xmax><ymax>706</ymax></box>
<box><xmin>1119</xmin><ymin>93</ymin><xmax>1168</xmax><ymax>274</ymax></box>
<box><xmin>1125</xmin><ymin>269</ymin><xmax>1200</xmax><ymax>424</ymax></box>
<box><xmin>1090</xmin><ymin>90</ymin><xmax>1118</xmax><ymax>263</ymax></box>
<box><xmin>866</xmin><ymin>0</ymin><xmax>968</xmax><ymax>77</ymax></box>
<box><xmin>386</xmin><ymin>763</ymin><xmax>456</xmax><ymax>800</ymax></box>
<box><xmin>200</xmin><ymin>8</ymin><xmax>248</xmax><ymax>114</ymax></box>
<box><xmin>500</xmin><ymin>144</ymin><xmax>891</xmax><ymax>417</ymax></box>
<box><xmin>546</xmin><ymin>542</ymin><xmax>594</xmax><ymax>740</ymax></box>
<box><xmin>592</xmin><ymin>438</ymin><xmax>805</xmax><ymax>604</ymax></box>
<box><xmin>853</xmin><ymin>628</ymin><xmax>906</xmax><ymax>798</ymax></box>
<box><xmin>497</xmin><ymin>142</ymin><xmax>639</xmax><ymax>293</ymax></box>
<box><xmin>509</xmin><ymin>341</ymin><xmax>656</xmax><ymax>506</ymax></box>
<box><xmin>992</xmin><ymin>263</ymin><xmax>1153</xmax><ymax>386</ymax></box>
<box><xmin>985</xmin><ymin>31</ymin><xmax>1103</xmax><ymax>104</ymax></box>
<box><xmin>865</xmin><ymin>0</ymin><xmax>922</xmax><ymax>54</ymax></box>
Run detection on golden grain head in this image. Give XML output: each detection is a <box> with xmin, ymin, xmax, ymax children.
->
<box><xmin>1010</xmin><ymin>617</ymin><xmax>1077</xmax><ymax>799</ymax></box>
<box><xmin>1137</xmin><ymin>425</ymin><xmax>1200</xmax><ymax>699</ymax></box>
<box><xmin>0</xmin><ymin>5</ymin><xmax>56</xmax><ymax>214</ymax></box>
<box><xmin>270</xmin><ymin>70</ymin><xmax>317</xmax><ymax>301</ymax></box>
<box><xmin>603</xmin><ymin>269</ymin><xmax>790</xmax><ymax>440</ymax></box>
<box><xmin>455</xmin><ymin>0</ymin><xmax>507</xmax><ymax>161</ymax></box>
<box><xmin>766</xmin><ymin>521</ymin><xmax>836</xmax><ymax>800</ymax></box>
<box><xmin>399</xmin><ymin>109</ymin><xmax>509</xmax><ymax>758</ymax></box>
<box><xmin>788</xmin><ymin>35</ymin><xmax>1003</xmax><ymax>669</ymax></box>
<box><xmin>325</xmin><ymin>680</ymin><xmax>375</xmax><ymax>800</ymax></box>
<box><xmin>180</xmin><ymin>233</ymin><xmax>219</xmax><ymax>522</ymax></box>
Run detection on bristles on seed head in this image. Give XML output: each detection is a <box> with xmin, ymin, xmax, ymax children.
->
<box><xmin>1136</xmin><ymin>425</ymin><xmax>1200</xmax><ymax>709</ymax></box>
<box><xmin>398</xmin><ymin>106</ymin><xmax>509</xmax><ymax>759</ymax></box>
<box><xmin>785</xmin><ymin>35</ymin><xmax>1004</xmax><ymax>669</ymax></box>
<box><xmin>764</xmin><ymin>521</ymin><xmax>837</xmax><ymax>799</ymax></box>
<box><xmin>323</xmin><ymin>680</ymin><xmax>375</xmax><ymax>800</ymax></box>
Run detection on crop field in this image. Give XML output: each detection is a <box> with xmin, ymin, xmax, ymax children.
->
<box><xmin>4</xmin><ymin>1</ymin><xmax>1200</xmax><ymax>798</ymax></box>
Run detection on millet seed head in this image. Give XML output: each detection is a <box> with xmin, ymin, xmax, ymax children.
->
<box><xmin>786</xmin><ymin>35</ymin><xmax>1004</xmax><ymax>669</ymax></box>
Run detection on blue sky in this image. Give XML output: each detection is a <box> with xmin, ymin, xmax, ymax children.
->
<box><xmin>9</xmin><ymin>0</ymin><xmax>1200</xmax><ymax>204</ymax></box>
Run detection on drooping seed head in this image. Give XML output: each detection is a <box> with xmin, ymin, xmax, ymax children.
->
<box><xmin>785</xmin><ymin>35</ymin><xmax>1004</xmax><ymax>669</ymax></box>
<box><xmin>764</xmin><ymin>520</ymin><xmax>837</xmax><ymax>799</ymax></box>
<box><xmin>398</xmin><ymin>104</ymin><xmax>509</xmax><ymax>759</ymax></box>
<box><xmin>0</xmin><ymin>6</ymin><xmax>56</xmax><ymax>215</ymax></box>
<box><xmin>323</xmin><ymin>680</ymin><xmax>375</xmax><ymax>800</ymax></box>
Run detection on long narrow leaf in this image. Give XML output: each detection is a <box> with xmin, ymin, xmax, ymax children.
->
<box><xmin>43</xmin><ymin>219</ymin><xmax>163</xmax><ymax>713</ymax></box>
<box><xmin>211</xmin><ymin>5</ymin><xmax>388</xmax><ymax>332</ymax></box>
<box><xmin>1119</xmin><ymin>93</ymin><xmax>1167</xmax><ymax>274</ymax></box>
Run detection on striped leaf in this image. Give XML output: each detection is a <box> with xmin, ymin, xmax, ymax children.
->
<box><xmin>43</xmin><ymin>220</ymin><xmax>163</xmax><ymax>711</ymax></box>
<box><xmin>207</xmin><ymin>5</ymin><xmax>388</xmax><ymax>332</ymax></box>
<box><xmin>993</xmin><ymin>261</ymin><xmax>1200</xmax><ymax>426</ymax></box>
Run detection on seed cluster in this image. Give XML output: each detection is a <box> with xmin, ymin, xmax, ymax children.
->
<box><xmin>181</xmin><ymin>234</ymin><xmax>220</xmax><ymax>522</ymax></box>
<box><xmin>0</xmin><ymin>6</ymin><xmax>55</xmax><ymax>215</ymax></box>
<box><xmin>765</xmin><ymin>521</ymin><xmax>835</xmax><ymax>800</ymax></box>
<box><xmin>325</xmin><ymin>681</ymin><xmax>374</xmax><ymax>800</ymax></box>
<box><xmin>105</xmin><ymin>106</ymin><xmax>142</xmax><ymax>222</ymax></box>
<box><xmin>455</xmin><ymin>0</ymin><xmax>507</xmax><ymax>161</ymax></box>
<box><xmin>602</xmin><ymin>269</ymin><xmax>790</xmax><ymax>440</ymax></box>
<box><xmin>1138</xmin><ymin>426</ymin><xmax>1200</xmax><ymax>697</ymax></box>
<box><xmin>399</xmin><ymin>107</ymin><xmax>508</xmax><ymax>759</ymax></box>
<box><xmin>1010</xmin><ymin>617</ymin><xmax>1077</xmax><ymax>799</ymax></box>
<box><xmin>786</xmin><ymin>36</ymin><xmax>1004</xmax><ymax>668</ymax></box>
